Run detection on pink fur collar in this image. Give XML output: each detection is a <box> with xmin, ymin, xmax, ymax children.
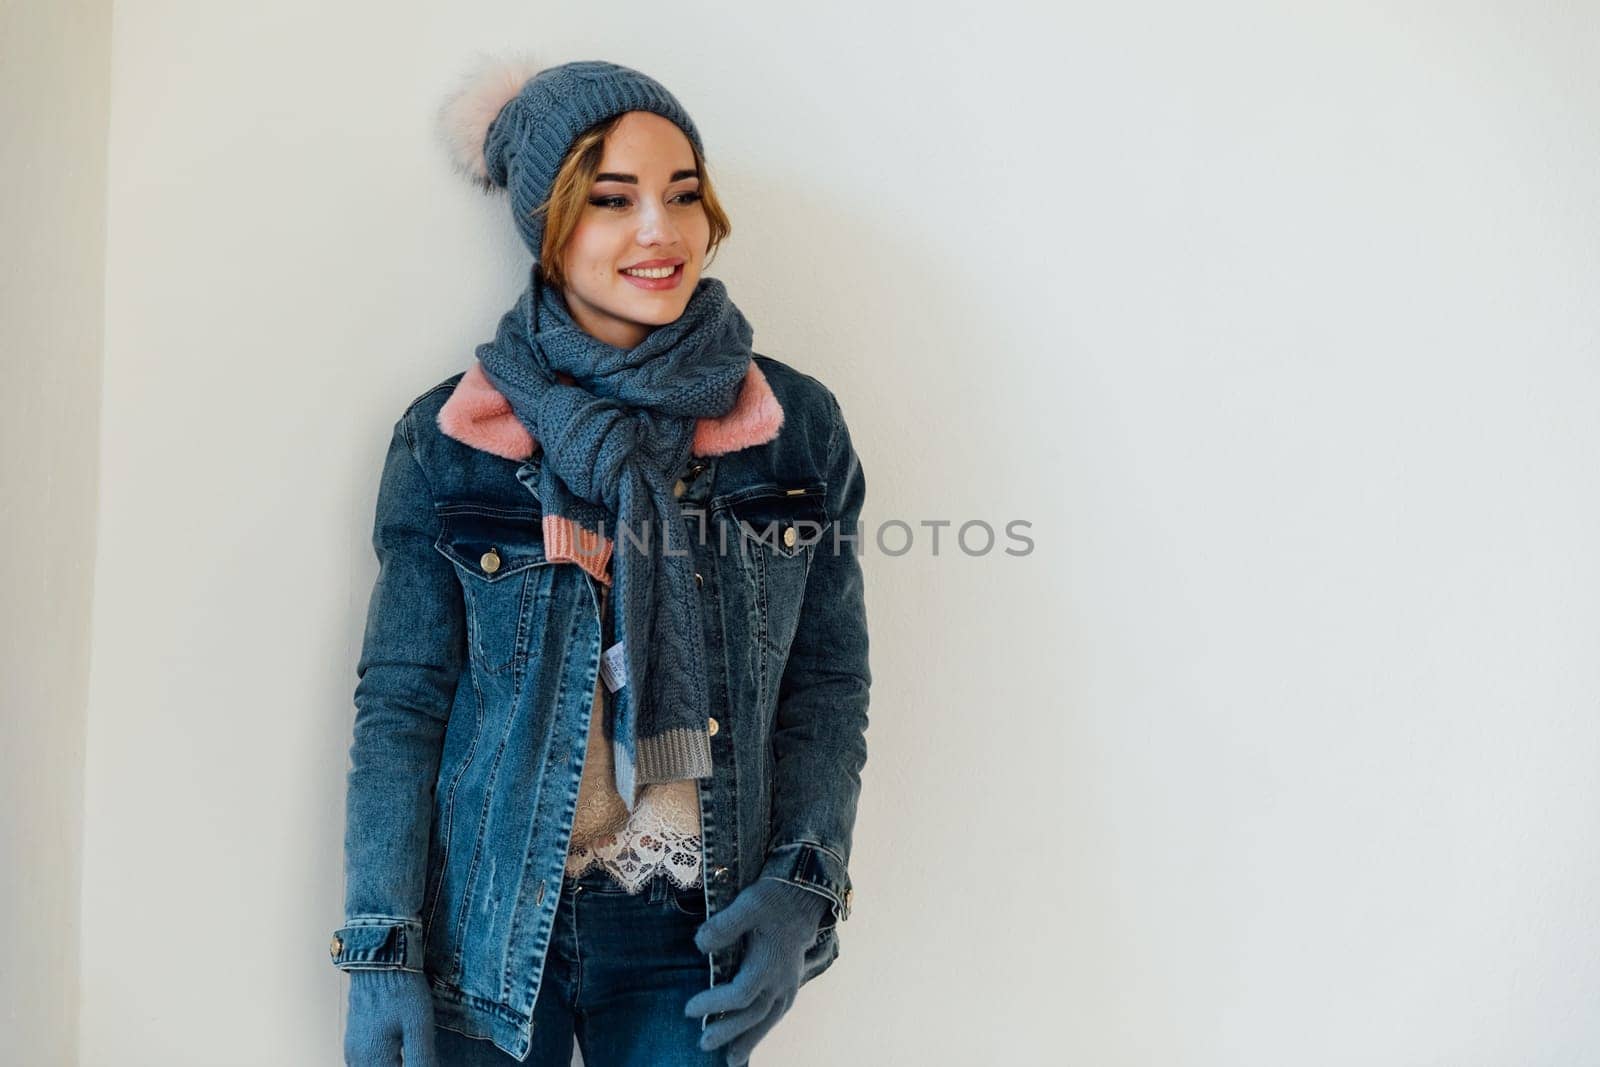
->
<box><xmin>436</xmin><ymin>360</ymin><xmax>785</xmax><ymax>461</ymax></box>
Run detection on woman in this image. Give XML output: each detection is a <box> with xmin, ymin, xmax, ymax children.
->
<box><xmin>328</xmin><ymin>58</ymin><xmax>872</xmax><ymax>1067</ymax></box>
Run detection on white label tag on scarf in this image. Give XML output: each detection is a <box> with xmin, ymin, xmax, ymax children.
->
<box><xmin>599</xmin><ymin>641</ymin><xmax>628</xmax><ymax>692</ymax></box>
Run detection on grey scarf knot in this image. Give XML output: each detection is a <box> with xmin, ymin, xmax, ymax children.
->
<box><xmin>477</xmin><ymin>266</ymin><xmax>754</xmax><ymax>810</ymax></box>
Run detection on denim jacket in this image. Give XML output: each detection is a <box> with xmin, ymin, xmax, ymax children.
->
<box><xmin>328</xmin><ymin>353</ymin><xmax>871</xmax><ymax>1060</ymax></box>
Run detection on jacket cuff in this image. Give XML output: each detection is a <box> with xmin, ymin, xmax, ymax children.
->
<box><xmin>328</xmin><ymin>917</ymin><xmax>425</xmax><ymax>972</ymax></box>
<box><xmin>758</xmin><ymin>840</ymin><xmax>854</xmax><ymax>923</ymax></box>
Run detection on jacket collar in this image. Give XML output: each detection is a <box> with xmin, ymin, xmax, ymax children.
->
<box><xmin>436</xmin><ymin>359</ymin><xmax>785</xmax><ymax>461</ymax></box>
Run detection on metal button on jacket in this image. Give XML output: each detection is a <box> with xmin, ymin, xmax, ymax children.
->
<box><xmin>694</xmin><ymin>572</ymin><xmax>703</xmax><ymax>587</ymax></box>
<box><xmin>707</xmin><ymin>716</ymin><xmax>719</xmax><ymax>736</ymax></box>
<box><xmin>480</xmin><ymin>549</ymin><xmax>501</xmax><ymax>574</ymax></box>
<box><xmin>672</xmin><ymin>479</ymin><xmax>686</xmax><ymax>498</ymax></box>
<box><xmin>330</xmin><ymin>934</ymin><xmax>342</xmax><ymax>958</ymax></box>
<box><xmin>782</xmin><ymin>526</ymin><xmax>797</xmax><ymax>548</ymax></box>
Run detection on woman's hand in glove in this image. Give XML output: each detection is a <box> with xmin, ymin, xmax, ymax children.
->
<box><xmin>683</xmin><ymin>876</ymin><xmax>834</xmax><ymax>1066</ymax></box>
<box><xmin>344</xmin><ymin>968</ymin><xmax>439</xmax><ymax>1067</ymax></box>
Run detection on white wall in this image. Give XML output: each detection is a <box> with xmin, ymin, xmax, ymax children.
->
<box><xmin>69</xmin><ymin>1</ymin><xmax>1600</xmax><ymax>1064</ymax></box>
<box><xmin>1</xmin><ymin>1</ymin><xmax>112</xmax><ymax>1064</ymax></box>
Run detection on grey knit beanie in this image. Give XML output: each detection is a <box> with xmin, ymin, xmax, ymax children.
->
<box><xmin>438</xmin><ymin>55</ymin><xmax>705</xmax><ymax>260</ymax></box>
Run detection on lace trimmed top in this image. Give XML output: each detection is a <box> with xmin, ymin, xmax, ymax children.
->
<box><xmin>563</xmin><ymin>676</ymin><xmax>705</xmax><ymax>893</ymax></box>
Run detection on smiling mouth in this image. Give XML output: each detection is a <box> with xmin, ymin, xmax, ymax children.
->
<box><xmin>618</xmin><ymin>262</ymin><xmax>685</xmax><ymax>290</ymax></box>
<box><xmin>620</xmin><ymin>263</ymin><xmax>680</xmax><ymax>278</ymax></box>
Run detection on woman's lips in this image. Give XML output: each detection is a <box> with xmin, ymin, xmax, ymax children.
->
<box><xmin>619</xmin><ymin>263</ymin><xmax>684</xmax><ymax>291</ymax></box>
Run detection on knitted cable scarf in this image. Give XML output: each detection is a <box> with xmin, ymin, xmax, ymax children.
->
<box><xmin>476</xmin><ymin>265</ymin><xmax>755</xmax><ymax>812</ymax></box>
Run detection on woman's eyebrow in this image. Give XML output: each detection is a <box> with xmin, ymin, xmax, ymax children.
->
<box><xmin>593</xmin><ymin>169</ymin><xmax>700</xmax><ymax>184</ymax></box>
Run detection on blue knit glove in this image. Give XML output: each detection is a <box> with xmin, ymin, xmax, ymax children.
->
<box><xmin>344</xmin><ymin>968</ymin><xmax>440</xmax><ymax>1067</ymax></box>
<box><xmin>684</xmin><ymin>876</ymin><xmax>834</xmax><ymax>1065</ymax></box>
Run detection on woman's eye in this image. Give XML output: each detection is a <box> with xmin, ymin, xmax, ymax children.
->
<box><xmin>588</xmin><ymin>191</ymin><xmax>701</xmax><ymax>211</ymax></box>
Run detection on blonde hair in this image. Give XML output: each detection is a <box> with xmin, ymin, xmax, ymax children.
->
<box><xmin>533</xmin><ymin>113</ymin><xmax>732</xmax><ymax>292</ymax></box>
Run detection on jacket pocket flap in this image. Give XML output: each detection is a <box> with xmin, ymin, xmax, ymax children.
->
<box><xmin>716</xmin><ymin>483</ymin><xmax>828</xmax><ymax>555</ymax></box>
<box><xmin>433</xmin><ymin>508</ymin><xmax>547</xmax><ymax>580</ymax></box>
<box><xmin>717</xmin><ymin>482</ymin><xmax>827</xmax><ymax>523</ymax></box>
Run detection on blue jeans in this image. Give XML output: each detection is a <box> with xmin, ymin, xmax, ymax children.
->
<box><xmin>434</xmin><ymin>865</ymin><xmax>720</xmax><ymax>1066</ymax></box>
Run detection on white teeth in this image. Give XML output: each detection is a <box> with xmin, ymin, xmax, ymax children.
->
<box><xmin>621</xmin><ymin>265</ymin><xmax>677</xmax><ymax>279</ymax></box>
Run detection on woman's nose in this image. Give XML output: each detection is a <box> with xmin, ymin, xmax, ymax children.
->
<box><xmin>635</xmin><ymin>201</ymin><xmax>676</xmax><ymax>245</ymax></box>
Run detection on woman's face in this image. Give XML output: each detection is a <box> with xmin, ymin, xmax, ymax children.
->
<box><xmin>557</xmin><ymin>111</ymin><xmax>711</xmax><ymax>350</ymax></box>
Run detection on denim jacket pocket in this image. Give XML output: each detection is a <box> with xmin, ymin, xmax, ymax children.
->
<box><xmin>718</xmin><ymin>483</ymin><xmax>828</xmax><ymax>561</ymax></box>
<box><xmin>713</xmin><ymin>483</ymin><xmax>829</xmax><ymax>710</ymax></box>
<box><xmin>433</xmin><ymin>507</ymin><xmax>552</xmax><ymax>677</ymax></box>
<box><xmin>716</xmin><ymin>483</ymin><xmax>827</xmax><ymax>656</ymax></box>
